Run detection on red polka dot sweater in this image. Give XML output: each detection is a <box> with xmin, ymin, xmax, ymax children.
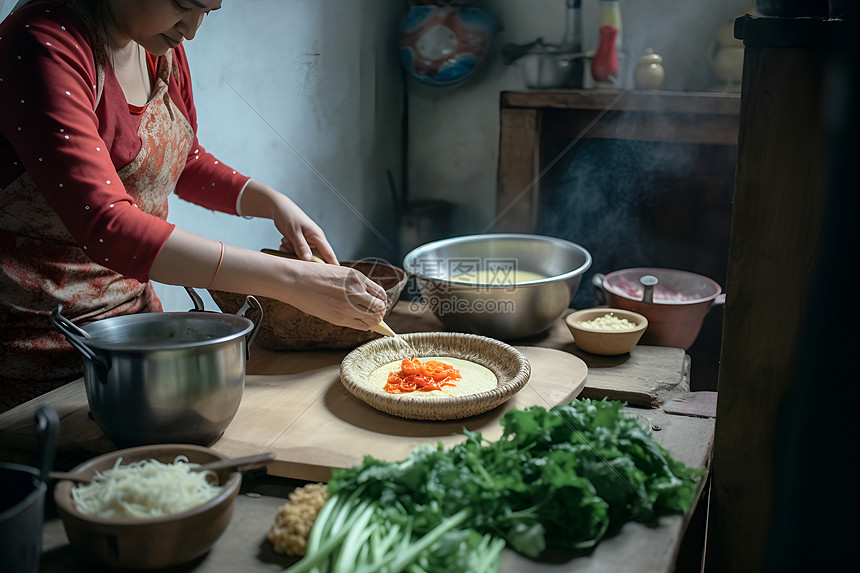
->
<box><xmin>0</xmin><ymin>1</ymin><xmax>251</xmax><ymax>282</ymax></box>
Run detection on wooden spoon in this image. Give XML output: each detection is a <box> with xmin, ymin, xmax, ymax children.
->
<box><xmin>50</xmin><ymin>452</ymin><xmax>276</xmax><ymax>484</ymax></box>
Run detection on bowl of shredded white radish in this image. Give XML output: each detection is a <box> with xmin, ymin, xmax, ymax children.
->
<box><xmin>53</xmin><ymin>444</ymin><xmax>242</xmax><ymax>570</ymax></box>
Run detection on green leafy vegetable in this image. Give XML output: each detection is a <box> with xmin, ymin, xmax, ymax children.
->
<box><xmin>286</xmin><ymin>398</ymin><xmax>705</xmax><ymax>572</ymax></box>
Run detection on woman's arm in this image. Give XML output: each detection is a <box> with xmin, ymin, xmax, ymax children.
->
<box><xmin>236</xmin><ymin>180</ymin><xmax>339</xmax><ymax>265</ymax></box>
<box><xmin>148</xmin><ymin>227</ymin><xmax>387</xmax><ymax>330</ymax></box>
<box><xmin>0</xmin><ymin>5</ymin><xmax>176</xmax><ymax>281</ymax></box>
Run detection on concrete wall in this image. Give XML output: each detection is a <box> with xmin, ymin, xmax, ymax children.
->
<box><xmin>156</xmin><ymin>0</ymin><xmax>406</xmax><ymax>310</ymax></box>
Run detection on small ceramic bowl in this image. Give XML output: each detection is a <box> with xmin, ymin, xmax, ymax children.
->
<box><xmin>54</xmin><ymin>444</ymin><xmax>241</xmax><ymax>570</ymax></box>
<box><xmin>565</xmin><ymin>308</ymin><xmax>648</xmax><ymax>356</ymax></box>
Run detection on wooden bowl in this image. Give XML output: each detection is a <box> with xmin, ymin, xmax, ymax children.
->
<box><xmin>565</xmin><ymin>308</ymin><xmax>648</xmax><ymax>356</ymax></box>
<box><xmin>53</xmin><ymin>444</ymin><xmax>241</xmax><ymax>570</ymax></box>
<box><xmin>210</xmin><ymin>259</ymin><xmax>407</xmax><ymax>351</ymax></box>
<box><xmin>340</xmin><ymin>332</ymin><xmax>531</xmax><ymax>420</ymax></box>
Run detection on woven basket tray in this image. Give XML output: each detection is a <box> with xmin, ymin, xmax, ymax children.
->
<box><xmin>209</xmin><ymin>259</ymin><xmax>407</xmax><ymax>351</ymax></box>
<box><xmin>340</xmin><ymin>332</ymin><xmax>531</xmax><ymax>421</ymax></box>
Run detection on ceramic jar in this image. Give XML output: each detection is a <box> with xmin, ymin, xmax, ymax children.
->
<box><xmin>707</xmin><ymin>17</ymin><xmax>745</xmax><ymax>91</ymax></box>
<box><xmin>633</xmin><ymin>48</ymin><xmax>664</xmax><ymax>90</ymax></box>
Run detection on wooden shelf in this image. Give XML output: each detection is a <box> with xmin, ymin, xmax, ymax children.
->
<box><xmin>501</xmin><ymin>90</ymin><xmax>740</xmax><ymax>116</ymax></box>
<box><xmin>495</xmin><ymin>90</ymin><xmax>740</xmax><ymax>233</ymax></box>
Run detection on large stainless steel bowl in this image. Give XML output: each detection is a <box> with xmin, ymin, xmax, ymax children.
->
<box><xmin>403</xmin><ymin>234</ymin><xmax>592</xmax><ymax>339</ymax></box>
<box><xmin>51</xmin><ymin>292</ymin><xmax>262</xmax><ymax>447</ymax></box>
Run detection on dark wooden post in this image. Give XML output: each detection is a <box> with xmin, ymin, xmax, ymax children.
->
<box><xmin>707</xmin><ymin>14</ymin><xmax>858</xmax><ymax>572</ymax></box>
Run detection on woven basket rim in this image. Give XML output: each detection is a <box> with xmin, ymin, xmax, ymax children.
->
<box><xmin>340</xmin><ymin>332</ymin><xmax>531</xmax><ymax>420</ymax></box>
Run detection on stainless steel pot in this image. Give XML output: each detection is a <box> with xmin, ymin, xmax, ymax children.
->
<box><xmin>519</xmin><ymin>51</ymin><xmax>584</xmax><ymax>89</ymax></box>
<box><xmin>503</xmin><ymin>38</ymin><xmax>586</xmax><ymax>89</ymax></box>
<box><xmin>51</xmin><ymin>289</ymin><xmax>263</xmax><ymax>447</ymax></box>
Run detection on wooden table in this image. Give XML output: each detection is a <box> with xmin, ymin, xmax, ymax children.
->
<box><xmin>0</xmin><ymin>302</ymin><xmax>716</xmax><ymax>572</ymax></box>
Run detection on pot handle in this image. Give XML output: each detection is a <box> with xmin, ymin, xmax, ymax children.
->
<box><xmin>184</xmin><ymin>286</ymin><xmax>263</xmax><ymax>359</ymax></box>
<box><xmin>50</xmin><ymin>306</ymin><xmax>97</xmax><ymax>362</ymax></box>
<box><xmin>236</xmin><ymin>295</ymin><xmax>264</xmax><ymax>360</ymax></box>
<box><xmin>710</xmin><ymin>293</ymin><xmax>726</xmax><ymax>310</ymax></box>
<box><xmin>591</xmin><ymin>273</ymin><xmax>607</xmax><ymax>305</ymax></box>
<box><xmin>50</xmin><ymin>306</ymin><xmax>112</xmax><ymax>383</ymax></box>
<box><xmin>35</xmin><ymin>405</ymin><xmax>59</xmax><ymax>485</ymax></box>
<box><xmin>185</xmin><ymin>286</ymin><xmax>206</xmax><ymax>312</ymax></box>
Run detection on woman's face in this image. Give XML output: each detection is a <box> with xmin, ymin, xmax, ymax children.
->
<box><xmin>109</xmin><ymin>0</ymin><xmax>223</xmax><ymax>55</ymax></box>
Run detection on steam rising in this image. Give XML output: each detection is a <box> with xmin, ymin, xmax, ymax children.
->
<box><xmin>538</xmin><ymin>138</ymin><xmax>730</xmax><ymax>309</ymax></box>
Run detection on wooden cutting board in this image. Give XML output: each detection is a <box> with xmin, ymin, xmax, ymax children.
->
<box><xmin>214</xmin><ymin>345</ymin><xmax>587</xmax><ymax>481</ymax></box>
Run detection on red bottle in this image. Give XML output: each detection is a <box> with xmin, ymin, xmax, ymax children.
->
<box><xmin>591</xmin><ymin>25</ymin><xmax>619</xmax><ymax>83</ymax></box>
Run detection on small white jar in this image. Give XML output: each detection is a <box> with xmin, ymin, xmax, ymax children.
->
<box><xmin>633</xmin><ymin>48</ymin><xmax>665</xmax><ymax>90</ymax></box>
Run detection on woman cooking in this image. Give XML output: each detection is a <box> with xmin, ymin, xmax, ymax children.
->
<box><xmin>0</xmin><ymin>0</ymin><xmax>388</xmax><ymax>411</ymax></box>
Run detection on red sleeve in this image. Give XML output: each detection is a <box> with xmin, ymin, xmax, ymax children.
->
<box><xmin>0</xmin><ymin>4</ymin><xmax>174</xmax><ymax>282</ymax></box>
<box><xmin>167</xmin><ymin>46</ymin><xmax>251</xmax><ymax>213</ymax></box>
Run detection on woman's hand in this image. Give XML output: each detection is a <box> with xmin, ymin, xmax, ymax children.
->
<box><xmin>237</xmin><ymin>180</ymin><xmax>338</xmax><ymax>265</ymax></box>
<box><xmin>149</xmin><ymin>229</ymin><xmax>387</xmax><ymax>331</ymax></box>
<box><xmin>278</xmin><ymin>259</ymin><xmax>388</xmax><ymax>330</ymax></box>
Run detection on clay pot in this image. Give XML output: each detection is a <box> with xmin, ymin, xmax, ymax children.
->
<box><xmin>592</xmin><ymin>267</ymin><xmax>725</xmax><ymax>350</ymax></box>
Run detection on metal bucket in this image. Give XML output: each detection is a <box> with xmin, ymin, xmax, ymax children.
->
<box><xmin>0</xmin><ymin>406</ymin><xmax>59</xmax><ymax>573</ymax></box>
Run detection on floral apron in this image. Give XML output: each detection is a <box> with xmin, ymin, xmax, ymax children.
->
<box><xmin>0</xmin><ymin>35</ymin><xmax>194</xmax><ymax>409</ymax></box>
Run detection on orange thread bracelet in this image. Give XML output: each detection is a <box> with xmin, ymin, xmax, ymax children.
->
<box><xmin>207</xmin><ymin>241</ymin><xmax>224</xmax><ymax>289</ymax></box>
